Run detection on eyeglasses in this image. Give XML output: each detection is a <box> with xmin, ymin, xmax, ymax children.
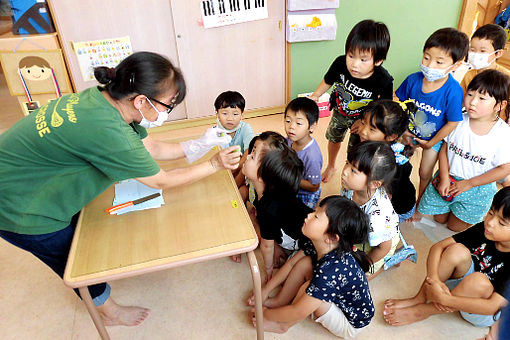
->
<box><xmin>147</xmin><ymin>96</ymin><xmax>177</xmax><ymax>114</ymax></box>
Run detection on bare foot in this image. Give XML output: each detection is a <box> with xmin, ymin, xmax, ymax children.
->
<box><xmin>231</xmin><ymin>254</ymin><xmax>242</xmax><ymax>263</ymax></box>
<box><xmin>251</xmin><ymin>308</ymin><xmax>288</xmax><ymax>333</ymax></box>
<box><xmin>407</xmin><ymin>210</ymin><xmax>423</xmax><ymax>223</ymax></box>
<box><xmin>384</xmin><ymin>296</ymin><xmax>423</xmax><ymax>310</ymax></box>
<box><xmin>321</xmin><ymin>165</ymin><xmax>337</xmax><ymax>183</ymax></box>
<box><xmin>97</xmin><ymin>298</ymin><xmax>150</xmax><ymax>327</ymax></box>
<box><xmin>383</xmin><ymin>304</ymin><xmax>430</xmax><ymax>326</ymax></box>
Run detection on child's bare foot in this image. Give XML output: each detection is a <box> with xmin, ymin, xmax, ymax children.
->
<box><xmin>97</xmin><ymin>298</ymin><xmax>150</xmax><ymax>326</ymax></box>
<box><xmin>321</xmin><ymin>165</ymin><xmax>337</xmax><ymax>183</ymax></box>
<box><xmin>407</xmin><ymin>210</ymin><xmax>423</xmax><ymax>223</ymax></box>
<box><xmin>231</xmin><ymin>254</ymin><xmax>242</xmax><ymax>263</ymax></box>
<box><xmin>384</xmin><ymin>297</ymin><xmax>423</xmax><ymax>310</ymax></box>
<box><xmin>383</xmin><ymin>304</ymin><xmax>430</xmax><ymax>326</ymax></box>
<box><xmin>250</xmin><ymin>308</ymin><xmax>288</xmax><ymax>333</ymax></box>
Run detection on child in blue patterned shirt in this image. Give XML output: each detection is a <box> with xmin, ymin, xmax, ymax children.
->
<box><xmin>248</xmin><ymin>196</ymin><xmax>374</xmax><ymax>338</ymax></box>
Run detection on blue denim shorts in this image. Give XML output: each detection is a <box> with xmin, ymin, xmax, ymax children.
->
<box><xmin>445</xmin><ymin>261</ymin><xmax>501</xmax><ymax>327</ymax></box>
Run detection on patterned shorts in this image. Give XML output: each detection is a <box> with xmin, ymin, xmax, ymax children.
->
<box><xmin>325</xmin><ymin>109</ymin><xmax>360</xmax><ymax>148</ymax></box>
<box><xmin>297</xmin><ymin>188</ymin><xmax>322</xmax><ymax>209</ymax></box>
<box><xmin>418</xmin><ymin>173</ymin><xmax>497</xmax><ymax>224</ymax></box>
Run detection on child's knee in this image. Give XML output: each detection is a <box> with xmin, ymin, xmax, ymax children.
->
<box><xmin>455</xmin><ymin>272</ymin><xmax>494</xmax><ymax>298</ymax></box>
<box><xmin>443</xmin><ymin>243</ymin><xmax>471</xmax><ymax>265</ymax></box>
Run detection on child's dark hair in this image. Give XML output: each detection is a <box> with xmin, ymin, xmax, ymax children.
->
<box><xmin>491</xmin><ymin>187</ymin><xmax>510</xmax><ymax>220</ymax></box>
<box><xmin>424</xmin><ymin>28</ymin><xmax>469</xmax><ymax>63</ymax></box>
<box><xmin>247</xmin><ymin>131</ymin><xmax>287</xmax><ymax>154</ymax></box>
<box><xmin>319</xmin><ymin>196</ymin><xmax>372</xmax><ymax>272</ymax></box>
<box><xmin>258</xmin><ymin>146</ymin><xmax>303</xmax><ymax>196</ymax></box>
<box><xmin>214</xmin><ymin>90</ymin><xmax>246</xmax><ymax>112</ymax></box>
<box><xmin>285</xmin><ymin>97</ymin><xmax>319</xmax><ymax>126</ymax></box>
<box><xmin>94</xmin><ymin>51</ymin><xmax>186</xmax><ymax>104</ymax></box>
<box><xmin>347</xmin><ymin>141</ymin><xmax>396</xmax><ymax>191</ymax></box>
<box><xmin>467</xmin><ymin>69</ymin><xmax>510</xmax><ymax>118</ymax></box>
<box><xmin>472</xmin><ymin>24</ymin><xmax>507</xmax><ymax>51</ymax></box>
<box><xmin>345</xmin><ymin>19</ymin><xmax>390</xmax><ymax>63</ymax></box>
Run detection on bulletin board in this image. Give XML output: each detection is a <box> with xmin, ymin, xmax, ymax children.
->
<box><xmin>0</xmin><ymin>49</ymin><xmax>71</xmax><ymax>96</ymax></box>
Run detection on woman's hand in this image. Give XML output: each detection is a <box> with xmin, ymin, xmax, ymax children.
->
<box><xmin>449</xmin><ymin>179</ymin><xmax>473</xmax><ymax>197</ymax></box>
<box><xmin>210</xmin><ymin>145</ymin><xmax>242</xmax><ymax>170</ymax></box>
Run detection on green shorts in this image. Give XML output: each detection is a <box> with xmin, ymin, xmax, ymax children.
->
<box><xmin>325</xmin><ymin>109</ymin><xmax>360</xmax><ymax>149</ymax></box>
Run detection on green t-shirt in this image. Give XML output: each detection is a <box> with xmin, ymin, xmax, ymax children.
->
<box><xmin>0</xmin><ymin>87</ymin><xmax>160</xmax><ymax>235</ymax></box>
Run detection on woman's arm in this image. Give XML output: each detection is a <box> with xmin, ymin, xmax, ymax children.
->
<box><xmin>142</xmin><ymin>135</ymin><xmax>185</xmax><ymax>160</ymax></box>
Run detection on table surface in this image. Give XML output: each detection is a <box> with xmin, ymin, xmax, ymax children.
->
<box><xmin>63</xmin><ymin>152</ymin><xmax>258</xmax><ymax>288</ymax></box>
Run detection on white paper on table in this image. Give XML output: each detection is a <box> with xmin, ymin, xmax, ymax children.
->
<box><xmin>111</xmin><ymin>179</ymin><xmax>164</xmax><ymax>215</ymax></box>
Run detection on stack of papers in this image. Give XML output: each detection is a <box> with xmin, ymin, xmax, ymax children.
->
<box><xmin>111</xmin><ymin>179</ymin><xmax>164</xmax><ymax>215</ymax></box>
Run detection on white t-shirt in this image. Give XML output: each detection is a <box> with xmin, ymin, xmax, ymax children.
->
<box><xmin>342</xmin><ymin>187</ymin><xmax>399</xmax><ymax>247</ymax></box>
<box><xmin>446</xmin><ymin>114</ymin><xmax>510</xmax><ymax>180</ymax></box>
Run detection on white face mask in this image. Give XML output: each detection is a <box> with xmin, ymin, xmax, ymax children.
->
<box><xmin>420</xmin><ymin>63</ymin><xmax>451</xmax><ymax>82</ymax></box>
<box><xmin>138</xmin><ymin>98</ymin><xmax>169</xmax><ymax>129</ymax></box>
<box><xmin>468</xmin><ymin>51</ymin><xmax>497</xmax><ymax>70</ymax></box>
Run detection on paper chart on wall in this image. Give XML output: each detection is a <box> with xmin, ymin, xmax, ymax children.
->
<box><xmin>73</xmin><ymin>36</ymin><xmax>132</xmax><ymax>82</ymax></box>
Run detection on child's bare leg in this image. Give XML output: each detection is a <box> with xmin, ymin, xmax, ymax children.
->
<box><xmin>273</xmin><ymin>244</ymin><xmax>288</xmax><ymax>268</ymax></box>
<box><xmin>322</xmin><ymin>141</ymin><xmax>342</xmax><ymax>183</ymax></box>
<box><xmin>433</xmin><ymin>212</ymin><xmax>449</xmax><ymax>224</ymax></box>
<box><xmin>446</xmin><ymin>214</ymin><xmax>472</xmax><ymax>232</ymax></box>
<box><xmin>238</xmin><ymin>184</ymin><xmax>248</xmax><ymax>203</ymax></box>
<box><xmin>266</xmin><ymin>256</ymin><xmax>313</xmax><ymax>308</ymax></box>
<box><xmin>385</xmin><ymin>242</ymin><xmax>472</xmax><ymax>310</ymax></box>
<box><xmin>96</xmin><ymin>297</ymin><xmax>150</xmax><ymax>326</ymax></box>
<box><xmin>410</xmin><ymin>148</ymin><xmax>439</xmax><ymax>221</ymax></box>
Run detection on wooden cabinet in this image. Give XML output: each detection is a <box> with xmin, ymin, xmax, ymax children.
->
<box><xmin>48</xmin><ymin>0</ymin><xmax>287</xmax><ymax>122</ymax></box>
<box><xmin>458</xmin><ymin>0</ymin><xmax>510</xmax><ymax>68</ymax></box>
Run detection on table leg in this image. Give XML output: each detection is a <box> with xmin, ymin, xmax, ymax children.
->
<box><xmin>78</xmin><ymin>286</ymin><xmax>111</xmax><ymax>340</ymax></box>
<box><xmin>247</xmin><ymin>251</ymin><xmax>264</xmax><ymax>340</ymax></box>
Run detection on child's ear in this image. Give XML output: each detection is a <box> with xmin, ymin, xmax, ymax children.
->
<box><xmin>325</xmin><ymin>233</ymin><xmax>340</xmax><ymax>244</ymax></box>
<box><xmin>498</xmin><ymin>100</ymin><xmax>508</xmax><ymax>116</ymax></box>
<box><xmin>385</xmin><ymin>133</ymin><xmax>399</xmax><ymax>142</ymax></box>
<box><xmin>369</xmin><ymin>180</ymin><xmax>383</xmax><ymax>190</ymax></box>
<box><xmin>309</xmin><ymin>122</ymin><xmax>318</xmax><ymax>133</ymax></box>
<box><xmin>374</xmin><ymin>59</ymin><xmax>384</xmax><ymax>67</ymax></box>
<box><xmin>495</xmin><ymin>50</ymin><xmax>504</xmax><ymax>59</ymax></box>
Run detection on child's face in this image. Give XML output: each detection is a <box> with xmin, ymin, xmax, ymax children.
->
<box><xmin>216</xmin><ymin>106</ymin><xmax>243</xmax><ymax>130</ymax></box>
<box><xmin>284</xmin><ymin>109</ymin><xmax>313</xmax><ymax>143</ymax></box>
<box><xmin>422</xmin><ymin>47</ymin><xmax>455</xmax><ymax>71</ymax></box>
<box><xmin>464</xmin><ymin>89</ymin><xmax>503</xmax><ymax>121</ymax></box>
<box><xmin>358</xmin><ymin>113</ymin><xmax>387</xmax><ymax>142</ymax></box>
<box><xmin>470</xmin><ymin>37</ymin><xmax>499</xmax><ymax>64</ymax></box>
<box><xmin>346</xmin><ymin>48</ymin><xmax>382</xmax><ymax>79</ymax></box>
<box><xmin>301</xmin><ymin>205</ymin><xmax>329</xmax><ymax>241</ymax></box>
<box><xmin>484</xmin><ymin>208</ymin><xmax>510</xmax><ymax>243</ymax></box>
<box><xmin>242</xmin><ymin>140</ymin><xmax>266</xmax><ymax>181</ymax></box>
<box><xmin>20</xmin><ymin>65</ymin><xmax>52</xmax><ymax>81</ymax></box>
<box><xmin>341</xmin><ymin>161</ymin><xmax>368</xmax><ymax>191</ymax></box>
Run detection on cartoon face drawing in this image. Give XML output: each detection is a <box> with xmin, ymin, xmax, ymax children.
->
<box><xmin>20</xmin><ymin>65</ymin><xmax>52</xmax><ymax>81</ymax></box>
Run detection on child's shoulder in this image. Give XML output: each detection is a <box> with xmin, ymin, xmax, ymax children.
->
<box><xmin>372</xmin><ymin>64</ymin><xmax>394</xmax><ymax>82</ymax></box>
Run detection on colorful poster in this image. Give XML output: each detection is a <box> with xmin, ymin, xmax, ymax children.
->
<box><xmin>73</xmin><ymin>36</ymin><xmax>132</xmax><ymax>82</ymax></box>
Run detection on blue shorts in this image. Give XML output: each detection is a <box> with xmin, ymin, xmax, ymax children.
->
<box><xmin>297</xmin><ymin>188</ymin><xmax>322</xmax><ymax>209</ymax></box>
<box><xmin>412</xmin><ymin>139</ymin><xmax>442</xmax><ymax>152</ymax></box>
<box><xmin>418</xmin><ymin>173</ymin><xmax>496</xmax><ymax>224</ymax></box>
<box><xmin>445</xmin><ymin>261</ymin><xmax>501</xmax><ymax>327</ymax></box>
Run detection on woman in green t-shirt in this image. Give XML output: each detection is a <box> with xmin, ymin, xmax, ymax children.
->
<box><xmin>0</xmin><ymin>52</ymin><xmax>241</xmax><ymax>327</ymax></box>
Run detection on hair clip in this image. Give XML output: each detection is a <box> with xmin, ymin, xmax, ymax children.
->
<box><xmin>129</xmin><ymin>73</ymin><xmax>135</xmax><ymax>90</ymax></box>
<box><xmin>396</xmin><ymin>99</ymin><xmax>413</xmax><ymax>112</ymax></box>
<box><xmin>352</xmin><ymin>245</ymin><xmax>357</xmax><ymax>252</ymax></box>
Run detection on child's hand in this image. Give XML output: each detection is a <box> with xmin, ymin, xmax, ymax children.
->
<box><xmin>413</xmin><ymin>137</ymin><xmax>431</xmax><ymax>149</ymax></box>
<box><xmin>211</xmin><ymin>145</ymin><xmax>241</xmax><ymax>170</ymax></box>
<box><xmin>425</xmin><ymin>277</ymin><xmax>451</xmax><ymax>307</ymax></box>
<box><xmin>308</xmin><ymin>94</ymin><xmax>319</xmax><ymax>102</ymax></box>
<box><xmin>448</xmin><ymin>179</ymin><xmax>473</xmax><ymax>197</ymax></box>
<box><xmin>350</xmin><ymin>120</ymin><xmax>362</xmax><ymax>134</ymax></box>
<box><xmin>401</xmin><ymin>130</ymin><xmax>416</xmax><ymax>146</ymax></box>
<box><xmin>437</xmin><ymin>178</ymin><xmax>451</xmax><ymax>197</ymax></box>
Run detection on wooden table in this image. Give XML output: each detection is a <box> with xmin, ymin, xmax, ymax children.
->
<box><xmin>63</xmin><ymin>154</ymin><xmax>263</xmax><ymax>339</ymax></box>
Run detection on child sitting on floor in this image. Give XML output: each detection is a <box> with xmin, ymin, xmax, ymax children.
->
<box><xmin>417</xmin><ymin>69</ymin><xmax>510</xmax><ymax>232</ymax></box>
<box><xmin>356</xmin><ymin>99</ymin><xmax>417</xmax><ymax>222</ymax></box>
<box><xmin>284</xmin><ymin>97</ymin><xmax>323</xmax><ymax>209</ymax></box>
<box><xmin>384</xmin><ymin>186</ymin><xmax>510</xmax><ymax>329</ymax></box>
<box><xmin>341</xmin><ymin>141</ymin><xmax>399</xmax><ymax>279</ymax></box>
<box><xmin>242</xmin><ymin>132</ymin><xmax>312</xmax><ymax>280</ymax></box>
<box><xmin>249</xmin><ymin>196</ymin><xmax>374</xmax><ymax>338</ymax></box>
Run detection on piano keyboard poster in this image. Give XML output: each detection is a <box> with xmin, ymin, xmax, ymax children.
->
<box><xmin>201</xmin><ymin>0</ymin><xmax>268</xmax><ymax>28</ymax></box>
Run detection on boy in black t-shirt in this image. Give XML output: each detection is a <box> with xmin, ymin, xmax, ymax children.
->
<box><xmin>309</xmin><ymin>19</ymin><xmax>393</xmax><ymax>183</ymax></box>
<box><xmin>384</xmin><ymin>187</ymin><xmax>510</xmax><ymax>328</ymax></box>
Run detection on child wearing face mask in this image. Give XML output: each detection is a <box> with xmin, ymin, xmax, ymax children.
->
<box><xmin>461</xmin><ymin>24</ymin><xmax>510</xmax><ymax>121</ymax></box>
<box><xmin>396</xmin><ymin>28</ymin><xmax>469</xmax><ymax>222</ymax></box>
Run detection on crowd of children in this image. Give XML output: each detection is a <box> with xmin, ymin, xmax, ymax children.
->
<box><xmin>207</xmin><ymin>19</ymin><xmax>510</xmax><ymax>339</ymax></box>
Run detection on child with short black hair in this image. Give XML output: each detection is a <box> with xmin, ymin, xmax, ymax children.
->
<box><xmin>341</xmin><ymin>141</ymin><xmax>399</xmax><ymax>279</ymax></box>
<box><xmin>249</xmin><ymin>196</ymin><xmax>374</xmax><ymax>338</ymax></box>
<box><xmin>396</xmin><ymin>27</ymin><xmax>469</xmax><ymax>221</ymax></box>
<box><xmin>461</xmin><ymin>24</ymin><xmax>510</xmax><ymax>109</ymax></box>
<box><xmin>284</xmin><ymin>97</ymin><xmax>323</xmax><ymax>209</ymax></box>
<box><xmin>418</xmin><ymin>69</ymin><xmax>510</xmax><ymax>232</ymax></box>
<box><xmin>384</xmin><ymin>186</ymin><xmax>510</xmax><ymax>329</ymax></box>
<box><xmin>214</xmin><ymin>90</ymin><xmax>254</xmax><ymax>154</ymax></box>
<box><xmin>309</xmin><ymin>19</ymin><xmax>393</xmax><ymax>183</ymax></box>
<box><xmin>242</xmin><ymin>133</ymin><xmax>313</xmax><ymax>280</ymax></box>
<box><xmin>357</xmin><ymin>99</ymin><xmax>418</xmax><ymax>221</ymax></box>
